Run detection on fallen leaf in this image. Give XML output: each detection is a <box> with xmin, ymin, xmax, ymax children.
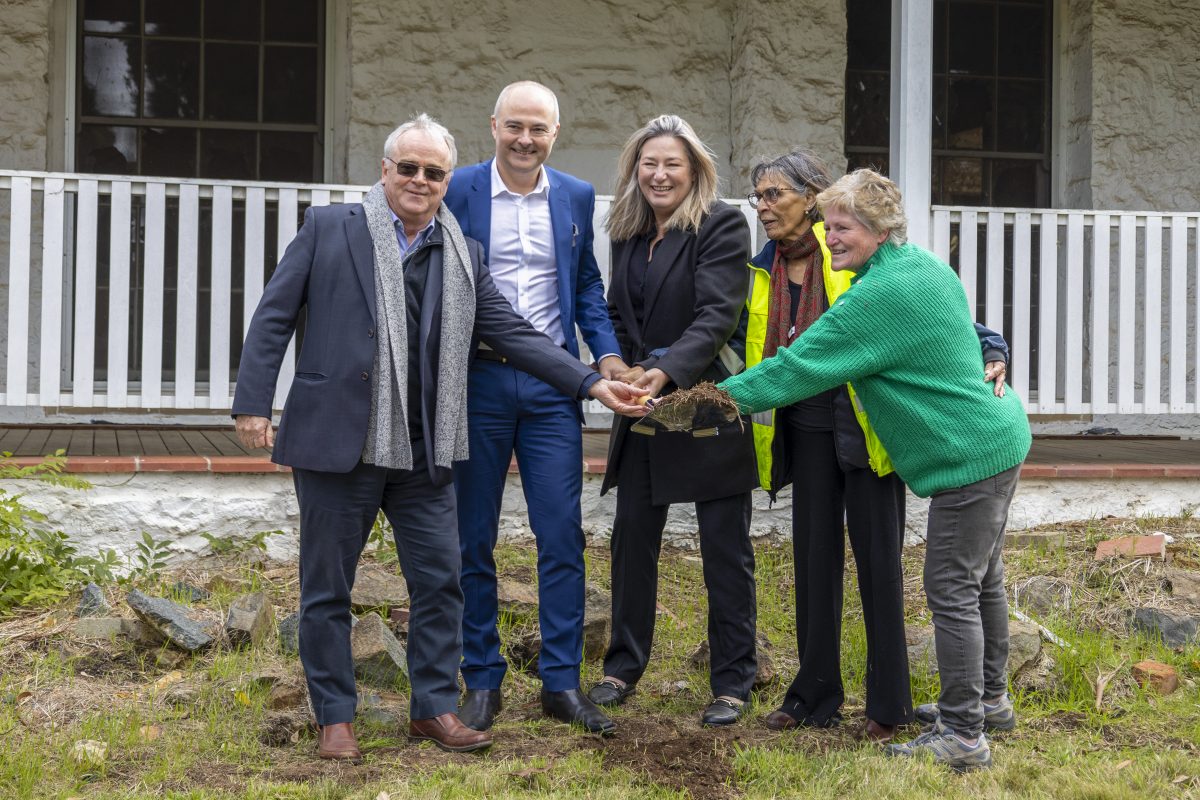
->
<box><xmin>1114</xmin><ymin>759</ymin><xmax>1133</xmax><ymax>771</ymax></box>
<box><xmin>234</xmin><ymin>690</ymin><xmax>251</xmax><ymax>707</ymax></box>
<box><xmin>152</xmin><ymin>671</ymin><xmax>185</xmax><ymax>692</ymax></box>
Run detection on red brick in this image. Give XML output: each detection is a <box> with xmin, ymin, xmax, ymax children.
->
<box><xmin>1131</xmin><ymin>660</ymin><xmax>1179</xmax><ymax>695</ymax></box>
<box><xmin>1164</xmin><ymin>465</ymin><xmax>1200</xmax><ymax>478</ymax></box>
<box><xmin>63</xmin><ymin>456</ymin><xmax>138</xmax><ymax>473</ymax></box>
<box><xmin>1094</xmin><ymin>533</ymin><xmax>1167</xmax><ymax>561</ymax></box>
<box><xmin>1110</xmin><ymin>464</ymin><xmax>1167</xmax><ymax>478</ymax></box>
<box><xmin>583</xmin><ymin>457</ymin><xmax>608</xmax><ymax>474</ymax></box>
<box><xmin>1018</xmin><ymin>464</ymin><xmax>1057</xmax><ymax>478</ymax></box>
<box><xmin>208</xmin><ymin>456</ymin><xmax>280</xmax><ymax>473</ymax></box>
<box><xmin>507</xmin><ymin>457</ymin><xmax>519</xmax><ymax>474</ymax></box>
<box><xmin>1055</xmin><ymin>464</ymin><xmax>1114</xmax><ymax>478</ymax></box>
<box><xmin>137</xmin><ymin>456</ymin><xmax>211</xmax><ymax>472</ymax></box>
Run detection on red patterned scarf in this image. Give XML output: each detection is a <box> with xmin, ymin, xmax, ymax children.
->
<box><xmin>763</xmin><ymin>229</ymin><xmax>825</xmax><ymax>359</ymax></box>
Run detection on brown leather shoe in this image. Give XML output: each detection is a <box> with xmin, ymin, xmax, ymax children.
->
<box><xmin>317</xmin><ymin>722</ymin><xmax>362</xmax><ymax>761</ymax></box>
<box><xmin>858</xmin><ymin>719</ymin><xmax>897</xmax><ymax>743</ymax></box>
<box><xmin>764</xmin><ymin>709</ymin><xmax>800</xmax><ymax>731</ymax></box>
<box><xmin>409</xmin><ymin>712</ymin><xmax>493</xmax><ymax>753</ymax></box>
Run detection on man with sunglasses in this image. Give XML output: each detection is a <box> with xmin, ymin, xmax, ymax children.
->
<box><xmin>443</xmin><ymin>82</ymin><xmax>627</xmax><ymax>736</ymax></box>
<box><xmin>233</xmin><ymin>113</ymin><xmax>646</xmax><ymax>761</ymax></box>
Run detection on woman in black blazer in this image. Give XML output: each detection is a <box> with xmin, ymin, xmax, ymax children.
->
<box><xmin>586</xmin><ymin>115</ymin><xmax>759</xmax><ymax>726</ymax></box>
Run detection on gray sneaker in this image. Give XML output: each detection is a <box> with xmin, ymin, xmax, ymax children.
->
<box><xmin>913</xmin><ymin>694</ymin><xmax>1016</xmax><ymax>732</ymax></box>
<box><xmin>885</xmin><ymin>720</ymin><xmax>993</xmax><ymax>772</ymax></box>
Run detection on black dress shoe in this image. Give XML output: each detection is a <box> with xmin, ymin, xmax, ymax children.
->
<box><xmin>457</xmin><ymin>688</ymin><xmax>503</xmax><ymax>732</ymax></box>
<box><xmin>587</xmin><ymin>678</ymin><xmax>635</xmax><ymax>707</ymax></box>
<box><xmin>701</xmin><ymin>698</ymin><xmax>744</xmax><ymax>727</ymax></box>
<box><xmin>541</xmin><ymin>688</ymin><xmax>616</xmax><ymax>735</ymax></box>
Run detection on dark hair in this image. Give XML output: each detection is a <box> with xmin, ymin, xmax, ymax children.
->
<box><xmin>749</xmin><ymin>149</ymin><xmax>834</xmax><ymax>221</ymax></box>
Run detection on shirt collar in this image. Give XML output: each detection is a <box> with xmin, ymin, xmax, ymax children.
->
<box><xmin>490</xmin><ymin>158</ymin><xmax>550</xmax><ymax>199</ymax></box>
<box><xmin>389</xmin><ymin>207</ymin><xmax>437</xmax><ymax>240</ymax></box>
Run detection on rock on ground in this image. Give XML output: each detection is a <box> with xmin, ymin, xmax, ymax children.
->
<box><xmin>350</xmin><ymin>612</ymin><xmax>407</xmax><ymax>687</ymax></box>
<box><xmin>351</xmin><ymin>564</ymin><xmax>409</xmax><ymax>611</ymax></box>
<box><xmin>126</xmin><ymin>590</ymin><xmax>213</xmax><ymax>652</ymax></box>
<box><xmin>225</xmin><ymin>592</ymin><xmax>274</xmax><ymax>648</ymax></box>
<box><xmin>76</xmin><ymin>584</ymin><xmax>110</xmax><ymax>618</ymax></box>
<box><xmin>1129</xmin><ymin>607</ymin><xmax>1200</xmax><ymax>648</ymax></box>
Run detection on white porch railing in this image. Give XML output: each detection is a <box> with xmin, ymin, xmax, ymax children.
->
<box><xmin>1</xmin><ymin>169</ymin><xmax>1195</xmax><ymax>417</ymax></box>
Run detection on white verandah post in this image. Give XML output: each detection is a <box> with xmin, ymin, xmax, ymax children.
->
<box><xmin>890</xmin><ymin>0</ymin><xmax>933</xmax><ymax>248</ymax></box>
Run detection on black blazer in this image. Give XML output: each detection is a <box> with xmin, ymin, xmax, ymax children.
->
<box><xmin>601</xmin><ymin>201</ymin><xmax>758</xmax><ymax>504</ymax></box>
<box><xmin>232</xmin><ymin>203</ymin><xmax>595</xmax><ymax>482</ymax></box>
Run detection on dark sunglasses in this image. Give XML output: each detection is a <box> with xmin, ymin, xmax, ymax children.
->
<box><xmin>385</xmin><ymin>157</ymin><xmax>448</xmax><ymax>183</ymax></box>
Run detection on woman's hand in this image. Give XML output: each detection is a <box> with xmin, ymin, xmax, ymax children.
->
<box><xmin>588</xmin><ymin>379</ymin><xmax>650</xmax><ymax>417</ymax></box>
<box><xmin>617</xmin><ymin>365</ymin><xmax>646</xmax><ymax>384</ymax></box>
<box><xmin>632</xmin><ymin>367</ymin><xmax>671</xmax><ymax>398</ymax></box>
<box><xmin>984</xmin><ymin>361</ymin><xmax>1007</xmax><ymax>398</ymax></box>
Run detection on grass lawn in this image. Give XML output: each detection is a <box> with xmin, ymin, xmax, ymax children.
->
<box><xmin>1</xmin><ymin>514</ymin><xmax>1198</xmax><ymax>799</ymax></box>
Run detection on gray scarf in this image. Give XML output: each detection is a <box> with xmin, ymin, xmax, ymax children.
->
<box><xmin>360</xmin><ymin>182</ymin><xmax>476</xmax><ymax>470</ymax></box>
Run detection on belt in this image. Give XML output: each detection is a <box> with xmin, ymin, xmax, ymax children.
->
<box><xmin>474</xmin><ymin>348</ymin><xmax>508</xmax><ymax>364</ymax></box>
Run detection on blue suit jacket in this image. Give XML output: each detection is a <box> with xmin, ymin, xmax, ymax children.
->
<box><xmin>443</xmin><ymin>160</ymin><xmax>621</xmax><ymax>362</ymax></box>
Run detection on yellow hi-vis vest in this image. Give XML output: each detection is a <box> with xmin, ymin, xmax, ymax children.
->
<box><xmin>743</xmin><ymin>221</ymin><xmax>895</xmax><ymax>491</ymax></box>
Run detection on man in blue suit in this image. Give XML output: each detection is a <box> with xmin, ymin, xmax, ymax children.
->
<box><xmin>233</xmin><ymin>113</ymin><xmax>644</xmax><ymax>760</ymax></box>
<box><xmin>444</xmin><ymin>82</ymin><xmax>627</xmax><ymax>735</ymax></box>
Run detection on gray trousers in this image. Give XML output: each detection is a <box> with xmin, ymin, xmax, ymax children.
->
<box><xmin>923</xmin><ymin>463</ymin><xmax>1021</xmax><ymax>737</ymax></box>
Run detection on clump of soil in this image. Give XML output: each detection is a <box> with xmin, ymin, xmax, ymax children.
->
<box><xmin>645</xmin><ymin>382</ymin><xmax>743</xmax><ymax>432</ymax></box>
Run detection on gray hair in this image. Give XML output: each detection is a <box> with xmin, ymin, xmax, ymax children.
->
<box><xmin>493</xmin><ymin>80</ymin><xmax>560</xmax><ymax>125</ymax></box>
<box><xmin>816</xmin><ymin>169</ymin><xmax>909</xmax><ymax>246</ymax></box>
<box><xmin>383</xmin><ymin>113</ymin><xmax>458</xmax><ymax>169</ymax></box>
<box><xmin>750</xmin><ymin>149</ymin><xmax>833</xmax><ymax>221</ymax></box>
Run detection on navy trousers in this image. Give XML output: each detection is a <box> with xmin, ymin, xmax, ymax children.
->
<box><xmin>294</xmin><ymin>445</ymin><xmax>462</xmax><ymax>725</ymax></box>
<box><xmin>453</xmin><ymin>358</ymin><xmax>586</xmax><ymax>692</ymax></box>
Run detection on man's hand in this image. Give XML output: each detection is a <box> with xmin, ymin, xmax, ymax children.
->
<box><xmin>598</xmin><ymin>355</ymin><xmax>631</xmax><ymax>381</ymax></box>
<box><xmin>984</xmin><ymin>361</ymin><xmax>1007</xmax><ymax>398</ymax></box>
<box><xmin>616</xmin><ymin>365</ymin><xmax>645</xmax><ymax>384</ymax></box>
<box><xmin>235</xmin><ymin>415</ymin><xmax>275</xmax><ymax>450</ymax></box>
<box><xmin>631</xmin><ymin>367</ymin><xmax>670</xmax><ymax>398</ymax></box>
<box><xmin>588</xmin><ymin>379</ymin><xmax>650</xmax><ymax>417</ymax></box>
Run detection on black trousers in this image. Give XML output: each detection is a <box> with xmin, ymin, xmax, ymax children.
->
<box><xmin>603</xmin><ymin>431</ymin><xmax>757</xmax><ymax>700</ymax></box>
<box><xmin>293</xmin><ymin>445</ymin><xmax>462</xmax><ymax>725</ymax></box>
<box><xmin>780</xmin><ymin>428</ymin><xmax>914</xmax><ymax>726</ymax></box>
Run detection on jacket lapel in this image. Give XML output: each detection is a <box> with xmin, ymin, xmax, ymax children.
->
<box><xmin>345</xmin><ymin>208</ymin><xmax>377</xmax><ymax>324</ymax></box>
<box><xmin>611</xmin><ymin>239</ymin><xmax>645</xmax><ymax>355</ymax></box>
<box><xmin>466</xmin><ymin>162</ymin><xmax>493</xmax><ymax>261</ymax></box>
<box><xmin>546</xmin><ymin>168</ymin><xmax>575</xmax><ymax>340</ymax></box>
<box><xmin>640</xmin><ymin>229</ymin><xmax>687</xmax><ymax>325</ymax></box>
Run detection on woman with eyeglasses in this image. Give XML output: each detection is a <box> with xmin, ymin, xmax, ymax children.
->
<box><xmin>742</xmin><ymin>152</ymin><xmax>1010</xmax><ymax>743</ymax></box>
<box><xmin>585</xmin><ymin>115</ymin><xmax>759</xmax><ymax>727</ymax></box>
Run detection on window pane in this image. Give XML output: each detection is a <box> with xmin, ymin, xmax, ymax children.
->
<box><xmin>932</xmin><ymin>76</ymin><xmax>947</xmax><ymax>149</ymax></box>
<box><xmin>206</xmin><ymin>0</ymin><xmax>262</xmax><ymax>41</ymax></box>
<box><xmin>846</xmin><ymin>0</ymin><xmax>890</xmax><ymax>71</ymax></box>
<box><xmin>200</xmin><ymin>129</ymin><xmax>256</xmax><ymax>179</ymax></box>
<box><xmin>998</xmin><ymin>5</ymin><xmax>1045</xmax><ymax>78</ymax></box>
<box><xmin>144</xmin><ymin>0</ymin><xmax>200</xmax><ymax>37</ymax></box>
<box><xmin>266</xmin><ymin>0</ymin><xmax>319</xmax><ymax>43</ymax></box>
<box><xmin>144</xmin><ymin>41</ymin><xmax>200</xmax><ymax>119</ymax></box>
<box><xmin>933</xmin><ymin>0</ymin><xmax>947</xmax><ymax>74</ymax></box>
<box><xmin>996</xmin><ymin>80</ymin><xmax>1044</xmax><ymax>152</ymax></box>
<box><xmin>78</xmin><ymin>125</ymin><xmax>137</xmax><ymax>174</ymax></box>
<box><xmin>947</xmin><ymin>2</ymin><xmax>994</xmax><ymax>75</ymax></box>
<box><xmin>83</xmin><ymin>0</ymin><xmax>137</xmax><ymax>34</ymax></box>
<box><xmin>262</xmin><ymin>47</ymin><xmax>318</xmax><ymax>124</ymax></box>
<box><xmin>947</xmin><ymin>77</ymin><xmax>993</xmax><ymax>150</ymax></box>
<box><xmin>82</xmin><ymin>36</ymin><xmax>140</xmax><ymax>117</ymax></box>
<box><xmin>846</xmin><ymin>152</ymin><xmax>888</xmax><ymax>176</ymax></box>
<box><xmin>261</xmin><ymin>132</ymin><xmax>317</xmax><ymax>182</ymax></box>
<box><xmin>204</xmin><ymin>44</ymin><xmax>259</xmax><ymax>121</ymax></box>
<box><xmin>991</xmin><ymin>159</ymin><xmax>1038</xmax><ymax>207</ymax></box>
<box><xmin>142</xmin><ymin>127</ymin><xmax>197</xmax><ymax>177</ymax></box>
<box><xmin>846</xmin><ymin>70</ymin><xmax>890</xmax><ymax>147</ymax></box>
<box><xmin>942</xmin><ymin>157</ymin><xmax>986</xmax><ymax>204</ymax></box>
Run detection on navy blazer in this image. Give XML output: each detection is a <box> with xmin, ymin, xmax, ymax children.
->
<box><xmin>443</xmin><ymin>160</ymin><xmax>621</xmax><ymax>362</ymax></box>
<box><xmin>232</xmin><ymin>202</ymin><xmax>598</xmax><ymax>479</ymax></box>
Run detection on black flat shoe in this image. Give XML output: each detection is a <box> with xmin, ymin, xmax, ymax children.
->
<box><xmin>457</xmin><ymin>688</ymin><xmax>503</xmax><ymax>732</ymax></box>
<box><xmin>587</xmin><ymin>678</ymin><xmax>635</xmax><ymax>707</ymax></box>
<box><xmin>701</xmin><ymin>698</ymin><xmax>744</xmax><ymax>727</ymax></box>
<box><xmin>541</xmin><ymin>688</ymin><xmax>616</xmax><ymax>735</ymax></box>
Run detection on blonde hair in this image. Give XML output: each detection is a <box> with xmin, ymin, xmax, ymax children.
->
<box><xmin>815</xmin><ymin>169</ymin><xmax>908</xmax><ymax>246</ymax></box>
<box><xmin>606</xmin><ymin>115</ymin><xmax>719</xmax><ymax>242</ymax></box>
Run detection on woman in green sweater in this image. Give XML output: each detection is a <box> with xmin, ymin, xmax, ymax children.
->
<box><xmin>719</xmin><ymin>169</ymin><xmax>1031</xmax><ymax>772</ymax></box>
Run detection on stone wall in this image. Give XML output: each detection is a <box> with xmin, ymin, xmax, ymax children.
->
<box><xmin>0</xmin><ymin>0</ymin><xmax>51</xmax><ymax>170</ymax></box>
<box><xmin>1054</xmin><ymin>0</ymin><xmax>1093</xmax><ymax>208</ymax></box>
<box><xmin>1089</xmin><ymin>0</ymin><xmax>1200</xmax><ymax>210</ymax></box>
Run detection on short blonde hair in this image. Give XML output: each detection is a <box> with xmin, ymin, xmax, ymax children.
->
<box><xmin>816</xmin><ymin>169</ymin><xmax>908</xmax><ymax>246</ymax></box>
<box><xmin>606</xmin><ymin>115</ymin><xmax>720</xmax><ymax>242</ymax></box>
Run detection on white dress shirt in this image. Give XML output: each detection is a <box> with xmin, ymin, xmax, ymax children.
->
<box><xmin>487</xmin><ymin>160</ymin><xmax>564</xmax><ymax>347</ymax></box>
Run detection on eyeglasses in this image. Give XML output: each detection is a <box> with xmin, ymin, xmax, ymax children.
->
<box><xmin>385</xmin><ymin>157</ymin><xmax>448</xmax><ymax>183</ymax></box>
<box><xmin>747</xmin><ymin>186</ymin><xmax>799</xmax><ymax>208</ymax></box>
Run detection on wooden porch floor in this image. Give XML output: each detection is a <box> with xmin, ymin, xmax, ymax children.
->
<box><xmin>2</xmin><ymin>425</ymin><xmax>1199</xmax><ymax>468</ymax></box>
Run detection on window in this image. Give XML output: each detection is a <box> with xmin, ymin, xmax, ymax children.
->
<box><xmin>76</xmin><ymin>0</ymin><xmax>324</xmax><ymax>182</ymax></box>
<box><xmin>845</xmin><ymin>0</ymin><xmax>1051</xmax><ymax>207</ymax></box>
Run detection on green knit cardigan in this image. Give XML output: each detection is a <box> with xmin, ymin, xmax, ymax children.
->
<box><xmin>719</xmin><ymin>240</ymin><xmax>1031</xmax><ymax>497</ymax></box>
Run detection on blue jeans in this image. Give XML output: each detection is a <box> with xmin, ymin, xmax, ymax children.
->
<box><xmin>923</xmin><ymin>464</ymin><xmax>1021</xmax><ymax>737</ymax></box>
